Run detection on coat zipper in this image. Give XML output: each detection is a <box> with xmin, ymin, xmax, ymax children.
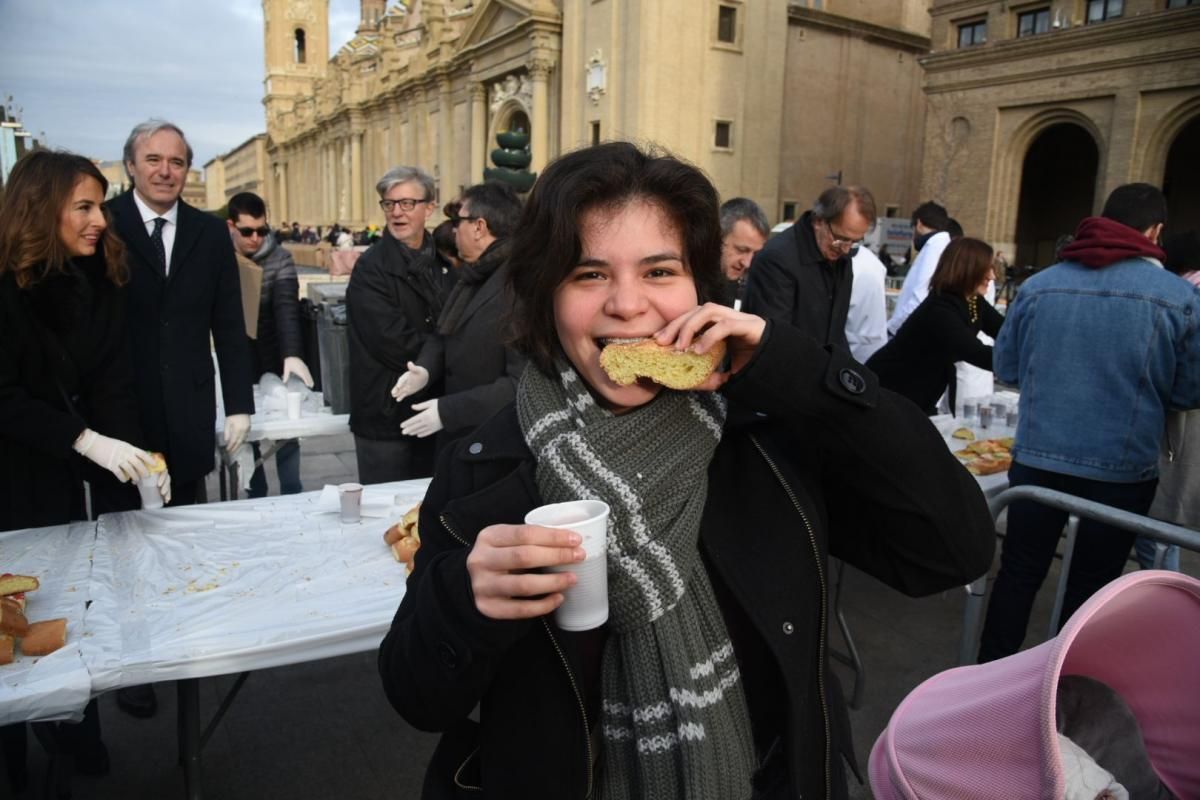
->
<box><xmin>440</xmin><ymin>512</ymin><xmax>594</xmax><ymax>797</ymax></box>
<box><xmin>749</xmin><ymin>435</ymin><xmax>832</xmax><ymax>800</ymax></box>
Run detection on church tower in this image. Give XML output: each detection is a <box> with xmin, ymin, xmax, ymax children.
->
<box><xmin>263</xmin><ymin>0</ymin><xmax>329</xmax><ymax>136</ymax></box>
<box><xmin>358</xmin><ymin>0</ymin><xmax>386</xmax><ymax>33</ymax></box>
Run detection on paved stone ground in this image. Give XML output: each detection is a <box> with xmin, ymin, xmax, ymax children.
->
<box><xmin>12</xmin><ymin>430</ymin><xmax>1197</xmax><ymax>799</ymax></box>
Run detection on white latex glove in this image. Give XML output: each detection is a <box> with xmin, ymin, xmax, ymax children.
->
<box><xmin>400</xmin><ymin>399</ymin><xmax>443</xmax><ymax>438</ymax></box>
<box><xmin>232</xmin><ymin>442</ymin><xmax>256</xmax><ymax>491</ymax></box>
<box><xmin>391</xmin><ymin>362</ymin><xmax>430</xmax><ymax>403</ymax></box>
<box><xmin>72</xmin><ymin>429</ymin><xmax>155</xmax><ymax>483</ymax></box>
<box><xmin>281</xmin><ymin>357</ymin><xmax>314</xmax><ymax>389</ymax></box>
<box><xmin>224</xmin><ymin>413</ymin><xmax>251</xmax><ymax>453</ymax></box>
<box><xmin>157</xmin><ymin>469</ymin><xmax>173</xmax><ymax>504</ymax></box>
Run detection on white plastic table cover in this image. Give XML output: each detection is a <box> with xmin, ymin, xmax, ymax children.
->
<box><xmin>214</xmin><ymin>387</ymin><xmax>349</xmax><ymax>445</ymax></box>
<box><xmin>0</xmin><ymin>522</ymin><xmax>97</xmax><ymax>725</ymax></box>
<box><xmin>83</xmin><ymin>479</ymin><xmax>430</xmax><ymax>693</ymax></box>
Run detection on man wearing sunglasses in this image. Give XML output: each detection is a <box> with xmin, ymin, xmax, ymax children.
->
<box><xmin>346</xmin><ymin>166</ymin><xmax>455</xmax><ymax>483</ymax></box>
<box><xmin>743</xmin><ymin>185</ymin><xmax>876</xmax><ymax>350</ymax></box>
<box><xmin>227</xmin><ymin>192</ymin><xmax>313</xmax><ymax>497</ymax></box>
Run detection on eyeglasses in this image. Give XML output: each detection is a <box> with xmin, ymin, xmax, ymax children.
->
<box><xmin>236</xmin><ymin>226</ymin><xmax>271</xmax><ymax>238</ymax></box>
<box><xmin>449</xmin><ymin>214</ymin><xmax>482</xmax><ymax>228</ymax></box>
<box><xmin>380</xmin><ymin>198</ymin><xmax>429</xmax><ymax>213</ymax></box>
<box><xmin>822</xmin><ymin>219</ymin><xmax>864</xmax><ymax>249</ymax></box>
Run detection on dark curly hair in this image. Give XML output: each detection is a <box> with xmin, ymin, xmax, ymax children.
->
<box><xmin>507</xmin><ymin>142</ymin><xmax>724</xmax><ymax>373</ymax></box>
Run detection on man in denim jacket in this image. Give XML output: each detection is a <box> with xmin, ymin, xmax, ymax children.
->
<box><xmin>979</xmin><ymin>183</ymin><xmax>1200</xmax><ymax>663</ymax></box>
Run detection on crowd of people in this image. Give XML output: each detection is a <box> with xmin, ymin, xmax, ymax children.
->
<box><xmin>1</xmin><ymin>115</ymin><xmax>1197</xmax><ymax>797</ymax></box>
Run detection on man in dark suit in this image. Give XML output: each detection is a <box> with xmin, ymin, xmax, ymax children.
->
<box><xmin>107</xmin><ymin>120</ymin><xmax>255</xmax><ymax>716</ymax></box>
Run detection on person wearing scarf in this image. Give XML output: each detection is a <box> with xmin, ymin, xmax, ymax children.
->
<box><xmin>379</xmin><ymin>143</ymin><xmax>996</xmax><ymax>799</ymax></box>
<box><xmin>391</xmin><ymin>182</ymin><xmax>529</xmax><ymax>450</ymax></box>
<box><xmin>979</xmin><ymin>183</ymin><xmax>1200</xmax><ymax>664</ymax></box>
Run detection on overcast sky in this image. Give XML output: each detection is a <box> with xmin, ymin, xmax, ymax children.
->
<box><xmin>0</xmin><ymin>0</ymin><xmax>361</xmax><ymax>168</ymax></box>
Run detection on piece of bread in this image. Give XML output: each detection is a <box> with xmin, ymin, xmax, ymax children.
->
<box><xmin>0</xmin><ymin>635</ymin><xmax>13</xmax><ymax>666</ymax></box>
<box><xmin>951</xmin><ymin>427</ymin><xmax>976</xmax><ymax>441</ymax></box>
<box><xmin>599</xmin><ymin>338</ymin><xmax>726</xmax><ymax>390</ymax></box>
<box><xmin>0</xmin><ymin>574</ymin><xmax>39</xmax><ymax>597</ymax></box>
<box><xmin>391</xmin><ymin>537</ymin><xmax>419</xmax><ymax>564</ymax></box>
<box><xmin>0</xmin><ymin>599</ymin><xmax>29</xmax><ymax>637</ymax></box>
<box><xmin>20</xmin><ymin>618</ymin><xmax>66</xmax><ymax>657</ymax></box>
<box><xmin>384</xmin><ymin>522</ymin><xmax>406</xmax><ymax>546</ymax></box>
<box><xmin>384</xmin><ymin>502</ymin><xmax>422</xmax><ymax>546</ymax></box>
<box><xmin>147</xmin><ymin>452</ymin><xmax>168</xmax><ymax>474</ymax></box>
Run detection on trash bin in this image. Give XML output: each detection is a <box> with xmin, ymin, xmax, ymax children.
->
<box><xmin>299</xmin><ymin>297</ymin><xmax>323</xmax><ymax>393</ymax></box>
<box><xmin>308</xmin><ymin>283</ymin><xmax>351</xmax><ymax>413</ymax></box>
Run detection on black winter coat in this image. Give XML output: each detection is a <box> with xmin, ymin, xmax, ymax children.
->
<box><xmin>867</xmin><ymin>292</ymin><xmax>1005</xmax><ymax>416</ymax></box>
<box><xmin>109</xmin><ymin>192</ymin><xmax>255</xmax><ymax>484</ymax></box>
<box><xmin>250</xmin><ymin>235</ymin><xmax>303</xmax><ymax>377</ymax></box>
<box><xmin>415</xmin><ymin>240</ymin><xmax>528</xmax><ymax>443</ymax></box>
<box><xmin>0</xmin><ymin>259</ymin><xmax>143</xmax><ymax>530</ymax></box>
<box><xmin>346</xmin><ymin>230</ymin><xmax>454</xmax><ymax>440</ymax></box>
<box><xmin>379</xmin><ymin>323</ymin><xmax>996</xmax><ymax>800</ymax></box>
<box><xmin>743</xmin><ymin>212</ymin><xmax>853</xmax><ymax>350</ymax></box>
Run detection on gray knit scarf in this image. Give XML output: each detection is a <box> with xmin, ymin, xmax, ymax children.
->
<box><xmin>516</xmin><ymin>362</ymin><xmax>757</xmax><ymax>800</ymax></box>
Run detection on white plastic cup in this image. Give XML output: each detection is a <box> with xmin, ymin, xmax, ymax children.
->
<box><xmin>979</xmin><ymin>405</ymin><xmax>993</xmax><ymax>430</ymax></box>
<box><xmin>138</xmin><ymin>474</ymin><xmax>163</xmax><ymax>510</ymax></box>
<box><xmin>287</xmin><ymin>391</ymin><xmax>302</xmax><ymax>420</ymax></box>
<box><xmin>339</xmin><ymin>482</ymin><xmax>363</xmax><ymax>523</ymax></box>
<box><xmin>961</xmin><ymin>400</ymin><xmax>978</xmax><ymax>422</ymax></box>
<box><xmin>525</xmin><ymin>500</ymin><xmax>610</xmax><ymax>631</ymax></box>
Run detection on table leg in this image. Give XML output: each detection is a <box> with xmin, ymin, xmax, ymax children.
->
<box><xmin>177</xmin><ymin>679</ymin><xmax>202</xmax><ymax>800</ymax></box>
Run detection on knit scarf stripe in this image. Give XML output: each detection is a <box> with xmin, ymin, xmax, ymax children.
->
<box><xmin>516</xmin><ymin>363</ymin><xmax>757</xmax><ymax>800</ymax></box>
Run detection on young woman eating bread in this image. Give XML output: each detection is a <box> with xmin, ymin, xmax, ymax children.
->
<box><xmin>379</xmin><ymin>142</ymin><xmax>996</xmax><ymax>799</ymax></box>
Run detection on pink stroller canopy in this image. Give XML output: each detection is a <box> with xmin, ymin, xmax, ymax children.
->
<box><xmin>869</xmin><ymin>570</ymin><xmax>1200</xmax><ymax>799</ymax></box>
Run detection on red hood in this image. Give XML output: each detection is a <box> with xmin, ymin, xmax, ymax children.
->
<box><xmin>1059</xmin><ymin>216</ymin><xmax>1165</xmax><ymax>269</ymax></box>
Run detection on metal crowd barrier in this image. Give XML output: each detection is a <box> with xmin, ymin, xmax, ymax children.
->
<box><xmin>958</xmin><ymin>485</ymin><xmax>1200</xmax><ymax>665</ymax></box>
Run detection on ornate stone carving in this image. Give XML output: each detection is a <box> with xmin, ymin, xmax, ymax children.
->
<box><xmin>288</xmin><ymin>0</ymin><xmax>316</xmax><ymax>22</ymax></box>
<box><xmin>490</xmin><ymin>73</ymin><xmax>533</xmax><ymax>114</ymax></box>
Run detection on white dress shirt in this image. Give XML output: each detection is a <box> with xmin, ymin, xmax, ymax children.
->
<box><xmin>846</xmin><ymin>246</ymin><xmax>888</xmax><ymax>363</ymax></box>
<box><xmin>888</xmin><ymin>231</ymin><xmax>950</xmax><ymax>337</ymax></box>
<box><xmin>132</xmin><ymin>191</ymin><xmax>179</xmax><ymax>275</ymax></box>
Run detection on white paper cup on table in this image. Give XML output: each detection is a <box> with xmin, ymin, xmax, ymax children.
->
<box><xmin>287</xmin><ymin>391</ymin><xmax>302</xmax><ymax>420</ymax></box>
<box><xmin>339</xmin><ymin>482</ymin><xmax>364</xmax><ymax>523</ymax></box>
<box><xmin>978</xmin><ymin>405</ymin><xmax>993</xmax><ymax>430</ymax></box>
<box><xmin>137</xmin><ymin>474</ymin><xmax>163</xmax><ymax>510</ymax></box>
<box><xmin>525</xmin><ymin>500</ymin><xmax>610</xmax><ymax>632</ymax></box>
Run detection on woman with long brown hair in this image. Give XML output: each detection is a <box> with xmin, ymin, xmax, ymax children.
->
<box><xmin>0</xmin><ymin>150</ymin><xmax>170</xmax><ymax>787</ymax></box>
<box><xmin>867</xmin><ymin>237</ymin><xmax>1005</xmax><ymax>416</ymax></box>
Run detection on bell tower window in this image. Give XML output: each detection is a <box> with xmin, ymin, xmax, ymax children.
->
<box><xmin>294</xmin><ymin>28</ymin><xmax>307</xmax><ymax>64</ymax></box>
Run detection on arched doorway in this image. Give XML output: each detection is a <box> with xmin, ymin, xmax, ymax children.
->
<box><xmin>1014</xmin><ymin>123</ymin><xmax>1099</xmax><ymax>268</ymax></box>
<box><xmin>1163</xmin><ymin>115</ymin><xmax>1200</xmax><ymax>234</ymax></box>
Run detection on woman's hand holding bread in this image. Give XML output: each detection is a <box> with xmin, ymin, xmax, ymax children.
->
<box><xmin>466</xmin><ymin>524</ymin><xmax>585</xmax><ymax>621</ymax></box>
<box><xmin>653</xmin><ymin>303</ymin><xmax>766</xmax><ymax>391</ymax></box>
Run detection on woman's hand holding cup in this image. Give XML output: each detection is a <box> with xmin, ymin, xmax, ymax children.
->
<box><xmin>466</xmin><ymin>523</ymin><xmax>585</xmax><ymax>621</ymax></box>
<box><xmin>654</xmin><ymin>302</ymin><xmax>767</xmax><ymax>390</ymax></box>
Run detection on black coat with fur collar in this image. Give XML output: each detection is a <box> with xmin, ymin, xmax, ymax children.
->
<box><xmin>379</xmin><ymin>322</ymin><xmax>995</xmax><ymax>799</ymax></box>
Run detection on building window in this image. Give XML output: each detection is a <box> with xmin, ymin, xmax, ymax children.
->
<box><xmin>591</xmin><ymin>121</ymin><xmax>601</xmax><ymax>147</ymax></box>
<box><xmin>1087</xmin><ymin>0</ymin><xmax>1123</xmax><ymax>22</ymax></box>
<box><xmin>1167</xmin><ymin>0</ymin><xmax>1196</xmax><ymax>7</ymax></box>
<box><xmin>781</xmin><ymin>201</ymin><xmax>799</xmax><ymax>222</ymax></box>
<box><xmin>294</xmin><ymin>28</ymin><xmax>307</xmax><ymax>64</ymax></box>
<box><xmin>884</xmin><ymin>204</ymin><xmax>900</xmax><ymax>219</ymax></box>
<box><xmin>714</xmin><ymin>121</ymin><xmax>732</xmax><ymax>149</ymax></box>
<box><xmin>717</xmin><ymin>5</ymin><xmax>737</xmax><ymax>44</ymax></box>
<box><xmin>957</xmin><ymin>19</ymin><xmax>987</xmax><ymax>48</ymax></box>
<box><xmin>1017</xmin><ymin>7</ymin><xmax>1050</xmax><ymax>37</ymax></box>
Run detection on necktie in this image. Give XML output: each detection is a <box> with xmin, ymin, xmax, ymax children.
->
<box><xmin>150</xmin><ymin>217</ymin><xmax>168</xmax><ymax>275</ymax></box>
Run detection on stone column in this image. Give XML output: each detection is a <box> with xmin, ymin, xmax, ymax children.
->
<box><xmin>470</xmin><ymin>82</ymin><xmax>487</xmax><ymax>185</ymax></box>
<box><xmin>350</xmin><ymin>129</ymin><xmax>364</xmax><ymax>225</ymax></box>
<box><xmin>438</xmin><ymin>76</ymin><xmax>455</xmax><ymax>201</ymax></box>
<box><xmin>277</xmin><ymin>160</ymin><xmax>290</xmax><ymax>222</ymax></box>
<box><xmin>529</xmin><ymin>58</ymin><xmax>554</xmax><ymax>174</ymax></box>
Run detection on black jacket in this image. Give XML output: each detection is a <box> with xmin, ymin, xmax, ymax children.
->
<box><xmin>415</xmin><ymin>240</ymin><xmax>528</xmax><ymax>443</ymax></box>
<box><xmin>109</xmin><ymin>191</ymin><xmax>255</xmax><ymax>484</ymax></box>
<box><xmin>250</xmin><ymin>235</ymin><xmax>303</xmax><ymax>377</ymax></box>
<box><xmin>867</xmin><ymin>292</ymin><xmax>1005</xmax><ymax>415</ymax></box>
<box><xmin>346</xmin><ymin>230</ymin><xmax>453</xmax><ymax>440</ymax></box>
<box><xmin>0</xmin><ymin>259</ymin><xmax>143</xmax><ymax>530</ymax></box>
<box><xmin>743</xmin><ymin>212</ymin><xmax>853</xmax><ymax>350</ymax></box>
<box><xmin>379</xmin><ymin>323</ymin><xmax>996</xmax><ymax>799</ymax></box>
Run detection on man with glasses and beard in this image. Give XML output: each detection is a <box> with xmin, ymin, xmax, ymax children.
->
<box><xmin>227</xmin><ymin>191</ymin><xmax>313</xmax><ymax>497</ymax></box>
<box><xmin>346</xmin><ymin>166</ymin><xmax>454</xmax><ymax>483</ymax></box>
<box><xmin>743</xmin><ymin>185</ymin><xmax>876</xmax><ymax>349</ymax></box>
